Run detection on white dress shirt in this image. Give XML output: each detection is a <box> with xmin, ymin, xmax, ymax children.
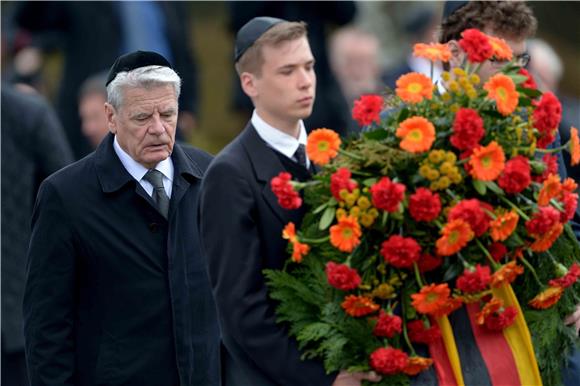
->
<box><xmin>113</xmin><ymin>135</ymin><xmax>174</xmax><ymax>198</ymax></box>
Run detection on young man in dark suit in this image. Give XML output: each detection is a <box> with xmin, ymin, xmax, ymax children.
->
<box><xmin>23</xmin><ymin>51</ymin><xmax>219</xmax><ymax>386</ymax></box>
<box><xmin>199</xmin><ymin>17</ymin><xmax>381</xmax><ymax>386</ymax></box>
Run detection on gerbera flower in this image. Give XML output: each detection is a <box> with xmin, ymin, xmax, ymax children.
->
<box><xmin>476</xmin><ymin>298</ymin><xmax>503</xmax><ymax>325</ymax></box>
<box><xmin>403</xmin><ymin>356</ymin><xmax>434</xmax><ymax>376</ymax></box>
<box><xmin>570</xmin><ymin>127</ymin><xmax>580</xmax><ymax>166</ymax></box>
<box><xmin>490</xmin><ymin>261</ymin><xmax>524</xmax><ymax>288</ymax></box>
<box><xmin>530</xmin><ymin>223</ymin><xmax>563</xmax><ymax>252</ymax></box>
<box><xmin>396</xmin><ymin>116</ymin><xmax>436</xmax><ymax>153</ymax></box>
<box><xmin>469</xmin><ymin>141</ymin><xmax>506</xmax><ymax>181</ymax></box>
<box><xmin>436</xmin><ymin>219</ymin><xmax>474</xmax><ymax>256</ymax></box>
<box><xmin>352</xmin><ymin>94</ymin><xmax>384</xmax><ymax>126</ymax></box>
<box><xmin>490</xmin><ymin>210</ymin><xmax>519</xmax><ymax>241</ymax></box>
<box><xmin>537</xmin><ymin>174</ymin><xmax>562</xmax><ymax>206</ymax></box>
<box><xmin>528</xmin><ymin>286</ymin><xmax>564</xmax><ymax>309</ymax></box>
<box><xmin>484</xmin><ymin>74</ymin><xmax>519</xmax><ymax>116</ymax></box>
<box><xmin>488</xmin><ymin>36</ymin><xmax>513</xmax><ymax>61</ymax></box>
<box><xmin>562</xmin><ymin>178</ymin><xmax>578</xmax><ymax>193</ymax></box>
<box><xmin>341</xmin><ymin>295</ymin><xmax>380</xmax><ymax>317</ymax></box>
<box><xmin>396</xmin><ymin>72</ymin><xmax>434</xmax><ymax>104</ymax></box>
<box><xmin>411</xmin><ymin>283</ymin><xmax>452</xmax><ymax>316</ymax></box>
<box><xmin>413</xmin><ymin>42</ymin><xmax>452</xmax><ymax>62</ymax></box>
<box><xmin>330</xmin><ymin>215</ymin><xmax>362</xmax><ymax>253</ymax></box>
<box><xmin>306</xmin><ymin>128</ymin><xmax>341</xmax><ymax>165</ymax></box>
<box><xmin>291</xmin><ymin>241</ymin><xmax>309</xmax><ymax>263</ymax></box>
<box><xmin>282</xmin><ymin>222</ymin><xmax>297</xmax><ymax>243</ymax></box>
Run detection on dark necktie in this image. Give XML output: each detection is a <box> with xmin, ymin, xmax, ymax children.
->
<box><xmin>143</xmin><ymin>169</ymin><xmax>169</xmax><ymax>218</ymax></box>
<box><xmin>294</xmin><ymin>143</ymin><xmax>308</xmax><ymax>168</ymax></box>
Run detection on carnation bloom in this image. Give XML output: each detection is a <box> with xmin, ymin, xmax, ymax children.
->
<box><xmin>409</xmin><ymin>188</ymin><xmax>441</xmax><ymax>222</ymax></box>
<box><xmin>436</xmin><ymin>219</ymin><xmax>474</xmax><ymax>256</ymax></box>
<box><xmin>498</xmin><ymin>156</ymin><xmax>532</xmax><ymax>194</ymax></box>
<box><xmin>490</xmin><ymin>211</ymin><xmax>519</xmax><ymax>241</ymax></box>
<box><xmin>403</xmin><ymin>356</ymin><xmax>434</xmax><ymax>376</ymax></box>
<box><xmin>533</xmin><ymin>92</ymin><xmax>562</xmax><ymax>134</ymax></box>
<box><xmin>417</xmin><ymin>253</ymin><xmax>443</xmax><ymax>273</ymax></box>
<box><xmin>534</xmin><ymin>154</ymin><xmax>559</xmax><ymax>183</ymax></box>
<box><xmin>330</xmin><ymin>215</ymin><xmax>362</xmax><ymax>253</ymax></box>
<box><xmin>373</xmin><ymin>310</ymin><xmax>403</xmax><ymax>338</ymax></box>
<box><xmin>325</xmin><ymin>262</ymin><xmax>361</xmax><ymax>291</ymax></box>
<box><xmin>396</xmin><ymin>72</ymin><xmax>434</xmax><ymax>103</ymax></box>
<box><xmin>530</xmin><ymin>222</ymin><xmax>563</xmax><ymax>252</ymax></box>
<box><xmin>456</xmin><ymin>264</ymin><xmax>492</xmax><ymax>293</ymax></box>
<box><xmin>485</xmin><ymin>306</ymin><xmax>518</xmax><ymax>330</ymax></box>
<box><xmin>448</xmin><ymin>199</ymin><xmax>493</xmax><ymax>237</ymax></box>
<box><xmin>526</xmin><ymin>206</ymin><xmax>561</xmax><ymax>236</ymax></box>
<box><xmin>330</xmin><ymin>168</ymin><xmax>358</xmax><ymax>202</ymax></box>
<box><xmin>488</xmin><ymin>241</ymin><xmax>508</xmax><ymax>261</ymax></box>
<box><xmin>413</xmin><ymin>42</ymin><xmax>452</xmax><ymax>62</ymax></box>
<box><xmin>271</xmin><ymin>172</ymin><xmax>302</xmax><ymax>209</ymax></box>
<box><xmin>488</xmin><ymin>36</ymin><xmax>513</xmax><ymax>61</ymax></box>
<box><xmin>537</xmin><ymin>174</ymin><xmax>562</xmax><ymax>207</ymax></box>
<box><xmin>411</xmin><ymin>283</ymin><xmax>455</xmax><ymax>316</ymax></box>
<box><xmin>484</xmin><ymin>74</ymin><xmax>519</xmax><ymax>116</ymax></box>
<box><xmin>396</xmin><ymin>116</ymin><xmax>436</xmax><ymax>153</ymax></box>
<box><xmin>570</xmin><ymin>127</ymin><xmax>580</xmax><ymax>166</ymax></box>
<box><xmin>560</xmin><ymin>191</ymin><xmax>579</xmax><ymax>222</ymax></box>
<box><xmin>381</xmin><ymin>235</ymin><xmax>422</xmax><ymax>269</ymax></box>
<box><xmin>407</xmin><ymin>319</ymin><xmax>441</xmax><ymax>344</ymax></box>
<box><xmin>306</xmin><ymin>128</ymin><xmax>341</xmax><ymax>166</ymax></box>
<box><xmin>352</xmin><ymin>94</ymin><xmax>384</xmax><ymax>126</ymax></box>
<box><xmin>519</xmin><ymin>68</ymin><xmax>537</xmax><ymax>90</ymax></box>
<box><xmin>469</xmin><ymin>141</ymin><xmax>506</xmax><ymax>181</ymax></box>
<box><xmin>528</xmin><ymin>286</ymin><xmax>564</xmax><ymax>309</ymax></box>
<box><xmin>537</xmin><ymin>130</ymin><xmax>557</xmax><ymax>149</ymax></box>
<box><xmin>549</xmin><ymin>263</ymin><xmax>580</xmax><ymax>289</ymax></box>
<box><xmin>370</xmin><ymin>177</ymin><xmax>406</xmax><ymax>212</ymax></box>
<box><xmin>450</xmin><ymin>108</ymin><xmax>485</xmax><ymax>151</ymax></box>
<box><xmin>490</xmin><ymin>261</ymin><xmax>524</xmax><ymax>288</ymax></box>
<box><xmin>342</xmin><ymin>295</ymin><xmax>380</xmax><ymax>317</ymax></box>
<box><xmin>459</xmin><ymin>28</ymin><xmax>493</xmax><ymax>63</ymax></box>
<box><xmin>370</xmin><ymin>347</ymin><xmax>409</xmax><ymax>375</ymax></box>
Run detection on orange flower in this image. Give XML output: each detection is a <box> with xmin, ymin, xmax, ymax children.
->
<box><xmin>413</xmin><ymin>43</ymin><xmax>452</xmax><ymax>62</ymax></box>
<box><xmin>538</xmin><ymin>174</ymin><xmax>562</xmax><ymax>206</ymax></box>
<box><xmin>476</xmin><ymin>298</ymin><xmax>503</xmax><ymax>325</ymax></box>
<box><xmin>396</xmin><ymin>72</ymin><xmax>434</xmax><ymax>104</ymax></box>
<box><xmin>306</xmin><ymin>128</ymin><xmax>341</xmax><ymax>166</ymax></box>
<box><xmin>341</xmin><ymin>295</ymin><xmax>379</xmax><ymax>317</ymax></box>
<box><xmin>528</xmin><ymin>286</ymin><xmax>564</xmax><ymax>309</ymax></box>
<box><xmin>411</xmin><ymin>283</ymin><xmax>452</xmax><ymax>316</ymax></box>
<box><xmin>484</xmin><ymin>74</ymin><xmax>519</xmax><ymax>115</ymax></box>
<box><xmin>282</xmin><ymin>222</ymin><xmax>297</xmax><ymax>243</ymax></box>
<box><xmin>562</xmin><ymin>178</ymin><xmax>578</xmax><ymax>193</ymax></box>
<box><xmin>396</xmin><ymin>116</ymin><xmax>436</xmax><ymax>153</ymax></box>
<box><xmin>330</xmin><ymin>215</ymin><xmax>362</xmax><ymax>253</ymax></box>
<box><xmin>490</xmin><ymin>210</ymin><xmax>519</xmax><ymax>241</ymax></box>
<box><xmin>530</xmin><ymin>223</ymin><xmax>563</xmax><ymax>252</ymax></box>
<box><xmin>436</xmin><ymin>219</ymin><xmax>474</xmax><ymax>256</ymax></box>
<box><xmin>469</xmin><ymin>141</ymin><xmax>506</xmax><ymax>181</ymax></box>
<box><xmin>570</xmin><ymin>127</ymin><xmax>580</xmax><ymax>166</ymax></box>
<box><xmin>488</xmin><ymin>36</ymin><xmax>513</xmax><ymax>61</ymax></box>
<box><xmin>403</xmin><ymin>356</ymin><xmax>434</xmax><ymax>375</ymax></box>
<box><xmin>490</xmin><ymin>261</ymin><xmax>524</xmax><ymax>288</ymax></box>
<box><xmin>291</xmin><ymin>241</ymin><xmax>310</xmax><ymax>263</ymax></box>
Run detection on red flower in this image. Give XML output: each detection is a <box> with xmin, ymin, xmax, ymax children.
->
<box><xmin>519</xmin><ymin>68</ymin><xmax>537</xmax><ymax>90</ymax></box>
<box><xmin>409</xmin><ymin>188</ymin><xmax>441</xmax><ymax>222</ymax></box>
<box><xmin>549</xmin><ymin>263</ymin><xmax>580</xmax><ymax>289</ymax></box>
<box><xmin>450</xmin><ymin>108</ymin><xmax>485</xmax><ymax>151</ymax></box>
<box><xmin>407</xmin><ymin>320</ymin><xmax>441</xmax><ymax>344</ymax></box>
<box><xmin>330</xmin><ymin>168</ymin><xmax>358</xmax><ymax>202</ymax></box>
<box><xmin>417</xmin><ymin>253</ymin><xmax>443</xmax><ymax>273</ymax></box>
<box><xmin>369</xmin><ymin>347</ymin><xmax>409</xmax><ymax>375</ymax></box>
<box><xmin>560</xmin><ymin>191</ymin><xmax>578</xmax><ymax>223</ymax></box>
<box><xmin>270</xmin><ymin>172</ymin><xmax>302</xmax><ymax>209</ymax></box>
<box><xmin>373</xmin><ymin>310</ymin><xmax>403</xmax><ymax>338</ymax></box>
<box><xmin>498</xmin><ymin>156</ymin><xmax>532</xmax><ymax>194</ymax></box>
<box><xmin>537</xmin><ymin>130</ymin><xmax>557</xmax><ymax>149</ymax></box>
<box><xmin>533</xmin><ymin>92</ymin><xmax>562</xmax><ymax>134</ymax></box>
<box><xmin>526</xmin><ymin>206</ymin><xmax>561</xmax><ymax>236</ymax></box>
<box><xmin>370</xmin><ymin>177</ymin><xmax>406</xmax><ymax>212</ymax></box>
<box><xmin>456</xmin><ymin>264</ymin><xmax>492</xmax><ymax>293</ymax></box>
<box><xmin>484</xmin><ymin>306</ymin><xmax>518</xmax><ymax>330</ymax></box>
<box><xmin>381</xmin><ymin>235</ymin><xmax>422</xmax><ymax>269</ymax></box>
<box><xmin>448</xmin><ymin>199</ymin><xmax>492</xmax><ymax>237</ymax></box>
<box><xmin>352</xmin><ymin>94</ymin><xmax>384</xmax><ymax>126</ymax></box>
<box><xmin>325</xmin><ymin>262</ymin><xmax>361</xmax><ymax>291</ymax></box>
<box><xmin>488</xmin><ymin>242</ymin><xmax>508</xmax><ymax>262</ymax></box>
<box><xmin>459</xmin><ymin>29</ymin><xmax>493</xmax><ymax>63</ymax></box>
<box><xmin>534</xmin><ymin>154</ymin><xmax>559</xmax><ymax>183</ymax></box>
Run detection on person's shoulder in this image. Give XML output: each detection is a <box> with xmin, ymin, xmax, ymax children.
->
<box><xmin>177</xmin><ymin>142</ymin><xmax>214</xmax><ymax>172</ymax></box>
<box><xmin>43</xmin><ymin>153</ymin><xmax>97</xmax><ymax>191</ymax></box>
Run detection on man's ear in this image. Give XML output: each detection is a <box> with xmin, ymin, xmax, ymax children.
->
<box><xmin>104</xmin><ymin>103</ymin><xmax>117</xmax><ymax>134</ymax></box>
<box><xmin>240</xmin><ymin>72</ymin><xmax>258</xmax><ymax>99</ymax></box>
<box><xmin>447</xmin><ymin>40</ymin><xmax>465</xmax><ymax>70</ymax></box>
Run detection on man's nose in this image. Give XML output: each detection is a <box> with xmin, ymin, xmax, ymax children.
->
<box><xmin>149</xmin><ymin>113</ymin><xmax>166</xmax><ymax>134</ymax></box>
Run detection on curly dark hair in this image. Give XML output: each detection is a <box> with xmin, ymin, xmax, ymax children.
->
<box><xmin>439</xmin><ymin>1</ymin><xmax>537</xmax><ymax>43</ymax></box>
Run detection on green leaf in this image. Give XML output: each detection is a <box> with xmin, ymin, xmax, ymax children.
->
<box><xmin>397</xmin><ymin>108</ymin><xmax>410</xmax><ymax>123</ymax></box>
<box><xmin>485</xmin><ymin>181</ymin><xmax>505</xmax><ymax>195</ymax></box>
<box><xmin>472</xmin><ymin>179</ymin><xmax>487</xmax><ymax>195</ymax></box>
<box><xmin>313</xmin><ymin>201</ymin><xmax>329</xmax><ymax>214</ymax></box>
<box><xmin>519</xmin><ymin>87</ymin><xmax>542</xmax><ymax>98</ymax></box>
<box><xmin>363</xmin><ymin>129</ymin><xmax>389</xmax><ymax>141</ymax></box>
<box><xmin>442</xmin><ymin>261</ymin><xmax>464</xmax><ymax>282</ymax></box>
<box><xmin>319</xmin><ymin>206</ymin><xmax>336</xmax><ymax>230</ymax></box>
<box><xmin>518</xmin><ymin>96</ymin><xmax>532</xmax><ymax>107</ymax></box>
<box><xmin>509</xmin><ymin>74</ymin><xmax>528</xmax><ymax>84</ymax></box>
<box><xmin>363</xmin><ymin>178</ymin><xmax>378</xmax><ymax>187</ymax></box>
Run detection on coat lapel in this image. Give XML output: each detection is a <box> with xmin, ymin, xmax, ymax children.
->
<box><xmin>167</xmin><ymin>143</ymin><xmax>203</xmax><ymax>219</ymax></box>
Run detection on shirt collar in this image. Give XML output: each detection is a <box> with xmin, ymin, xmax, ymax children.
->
<box><xmin>113</xmin><ymin>135</ymin><xmax>174</xmax><ymax>182</ymax></box>
<box><xmin>251</xmin><ymin>110</ymin><xmax>307</xmax><ymax>160</ymax></box>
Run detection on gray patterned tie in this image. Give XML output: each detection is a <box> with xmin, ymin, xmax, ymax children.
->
<box><xmin>143</xmin><ymin>169</ymin><xmax>169</xmax><ymax>218</ymax></box>
<box><xmin>294</xmin><ymin>143</ymin><xmax>308</xmax><ymax>168</ymax></box>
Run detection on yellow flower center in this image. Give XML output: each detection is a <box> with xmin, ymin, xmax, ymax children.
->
<box><xmin>496</xmin><ymin>87</ymin><xmax>507</xmax><ymax>101</ymax></box>
<box><xmin>426</xmin><ymin>292</ymin><xmax>440</xmax><ymax>304</ymax></box>
<box><xmin>408</xmin><ymin>83</ymin><xmax>423</xmax><ymax>93</ymax></box>
<box><xmin>317</xmin><ymin>141</ymin><xmax>329</xmax><ymax>152</ymax></box>
<box><xmin>481</xmin><ymin>155</ymin><xmax>492</xmax><ymax>168</ymax></box>
<box><xmin>448</xmin><ymin>230</ymin><xmax>459</xmax><ymax>245</ymax></box>
<box><xmin>342</xmin><ymin>228</ymin><xmax>353</xmax><ymax>239</ymax></box>
<box><xmin>409</xmin><ymin>129</ymin><xmax>423</xmax><ymax>142</ymax></box>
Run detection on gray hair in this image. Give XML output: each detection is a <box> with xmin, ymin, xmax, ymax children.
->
<box><xmin>106</xmin><ymin>65</ymin><xmax>181</xmax><ymax>110</ymax></box>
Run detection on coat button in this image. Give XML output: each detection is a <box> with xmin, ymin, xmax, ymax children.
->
<box><xmin>149</xmin><ymin>222</ymin><xmax>159</xmax><ymax>233</ymax></box>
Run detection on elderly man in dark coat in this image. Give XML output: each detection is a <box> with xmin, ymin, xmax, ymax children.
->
<box><xmin>23</xmin><ymin>51</ymin><xmax>219</xmax><ymax>386</ymax></box>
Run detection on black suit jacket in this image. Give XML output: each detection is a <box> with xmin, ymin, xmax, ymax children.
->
<box><xmin>199</xmin><ymin>124</ymin><xmax>336</xmax><ymax>386</ymax></box>
<box><xmin>23</xmin><ymin>134</ymin><xmax>219</xmax><ymax>386</ymax></box>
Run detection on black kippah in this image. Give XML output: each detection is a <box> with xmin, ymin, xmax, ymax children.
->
<box><xmin>106</xmin><ymin>50</ymin><xmax>172</xmax><ymax>86</ymax></box>
<box><xmin>442</xmin><ymin>1</ymin><xmax>469</xmax><ymax>21</ymax></box>
<box><xmin>234</xmin><ymin>16</ymin><xmax>287</xmax><ymax>62</ymax></box>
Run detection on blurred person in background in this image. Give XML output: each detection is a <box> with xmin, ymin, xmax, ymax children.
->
<box><xmin>78</xmin><ymin>71</ymin><xmax>110</xmax><ymax>149</ymax></box>
<box><xmin>1</xmin><ymin>84</ymin><xmax>73</xmax><ymax>386</ymax></box>
<box><xmin>329</xmin><ymin>26</ymin><xmax>383</xmax><ymax>136</ymax></box>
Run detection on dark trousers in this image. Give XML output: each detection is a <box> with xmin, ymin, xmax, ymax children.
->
<box><xmin>2</xmin><ymin>340</ymin><xmax>29</xmax><ymax>386</ymax></box>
